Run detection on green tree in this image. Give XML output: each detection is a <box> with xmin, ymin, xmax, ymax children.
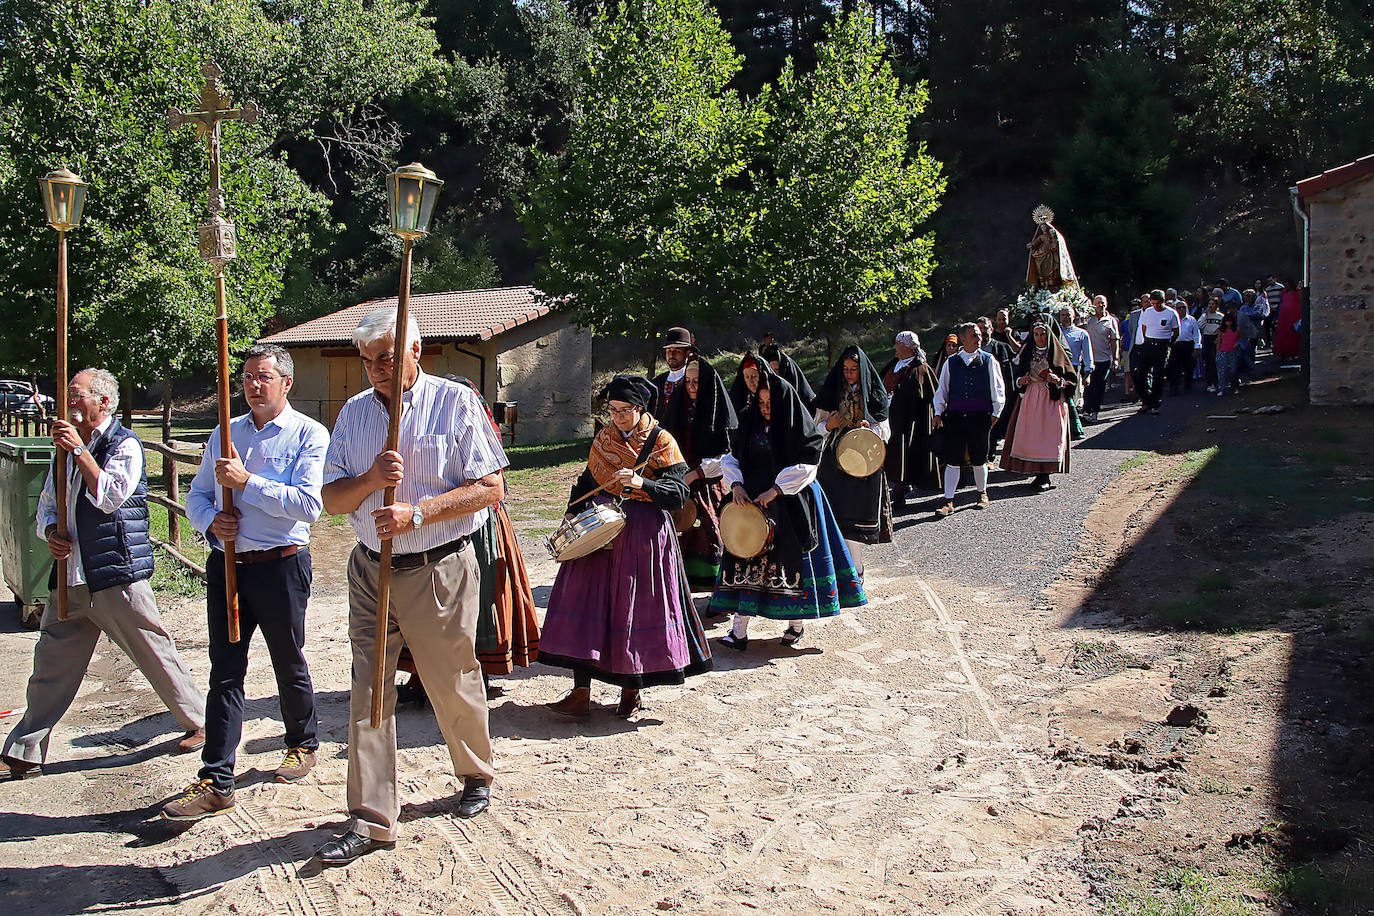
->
<box><xmin>0</xmin><ymin>0</ymin><xmax>439</xmax><ymax>387</ymax></box>
<box><xmin>520</xmin><ymin>0</ymin><xmax>758</xmax><ymax>344</ymax></box>
<box><xmin>1046</xmin><ymin>53</ymin><xmax>1188</xmax><ymax>303</ymax></box>
<box><xmin>756</xmin><ymin>6</ymin><xmax>944</xmax><ymax>351</ymax></box>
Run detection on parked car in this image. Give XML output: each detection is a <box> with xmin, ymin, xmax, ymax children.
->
<box><xmin>0</xmin><ymin>380</ymin><xmax>55</xmax><ymax>418</ymax></box>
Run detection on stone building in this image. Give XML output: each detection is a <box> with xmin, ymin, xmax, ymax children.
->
<box><xmin>261</xmin><ymin>286</ymin><xmax>592</xmax><ymax>443</ymax></box>
<box><xmin>1296</xmin><ymin>154</ymin><xmax>1374</xmax><ymax>405</ymax></box>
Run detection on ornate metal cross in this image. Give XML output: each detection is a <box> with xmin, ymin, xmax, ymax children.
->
<box><xmin>167</xmin><ymin>60</ymin><xmax>263</xmax><ymax>643</ymax></box>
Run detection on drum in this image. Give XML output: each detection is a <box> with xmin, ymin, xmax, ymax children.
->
<box><xmin>719</xmin><ymin>501</ymin><xmax>775</xmax><ymax>559</ymax></box>
<box><xmin>671</xmin><ymin>500</ymin><xmax>698</xmax><ymax>534</ymax></box>
<box><xmin>836</xmin><ymin>427</ymin><xmax>886</xmax><ymax>478</ymax></box>
<box><xmin>545</xmin><ymin>502</ymin><xmax>627</xmax><ymax>562</ymax></box>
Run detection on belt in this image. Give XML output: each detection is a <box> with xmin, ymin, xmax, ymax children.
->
<box><xmin>212</xmin><ymin>545</ymin><xmax>300</xmax><ymax>564</ymax></box>
<box><xmin>360</xmin><ymin>535</ymin><xmax>470</xmax><ymax>570</ymax></box>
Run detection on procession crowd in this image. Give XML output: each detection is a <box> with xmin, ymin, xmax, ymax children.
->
<box><xmin>0</xmin><ymin>279</ymin><xmax>1289</xmax><ymax>866</ymax></box>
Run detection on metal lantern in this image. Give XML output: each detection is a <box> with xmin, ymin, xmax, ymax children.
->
<box><xmin>39</xmin><ymin>168</ymin><xmax>89</xmax><ymax>231</ymax></box>
<box><xmin>386</xmin><ymin>162</ymin><xmax>443</xmax><ymax>239</ymax></box>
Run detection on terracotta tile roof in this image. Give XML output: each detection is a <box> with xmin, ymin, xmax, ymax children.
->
<box><xmin>261</xmin><ymin>286</ymin><xmax>553</xmax><ymax>346</ymax></box>
<box><xmin>1296</xmin><ymin>153</ymin><xmax>1374</xmax><ymax>198</ymax></box>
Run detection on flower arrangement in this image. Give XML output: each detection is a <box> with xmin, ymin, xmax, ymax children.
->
<box><xmin>1008</xmin><ymin>286</ymin><xmax>1092</xmax><ymax>328</ymax></box>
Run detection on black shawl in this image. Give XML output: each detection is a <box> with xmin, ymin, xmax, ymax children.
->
<box><xmin>731</xmin><ymin>360</ymin><xmax>824</xmax><ymax>471</ymax></box>
<box><xmin>814</xmin><ymin>344</ymin><xmax>889</xmax><ymax>424</ymax></box>
<box><xmin>662</xmin><ymin>357</ymin><xmax>737</xmax><ymax>463</ymax></box>
<box><xmin>728</xmin><ymin>351</ymin><xmax>764</xmax><ymax>414</ymax></box>
<box><xmin>759</xmin><ymin>344</ymin><xmax>817</xmax><ymax>411</ymax></box>
<box><xmin>1013</xmin><ymin>327</ymin><xmax>1080</xmax><ymax>401</ymax></box>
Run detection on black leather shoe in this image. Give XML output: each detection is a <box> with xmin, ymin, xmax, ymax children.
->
<box><xmin>317</xmin><ymin>831</ymin><xmax>395</xmax><ymax>867</ymax></box>
<box><xmin>456</xmin><ymin>779</ymin><xmax>490</xmax><ymax>819</ymax></box>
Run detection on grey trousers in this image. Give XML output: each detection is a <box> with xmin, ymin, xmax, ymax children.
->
<box><xmin>3</xmin><ymin>579</ymin><xmax>205</xmax><ymax>765</ymax></box>
<box><xmin>346</xmin><ymin>541</ymin><xmax>493</xmax><ymax>841</ymax></box>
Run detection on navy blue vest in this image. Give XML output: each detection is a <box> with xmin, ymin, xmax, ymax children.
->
<box><xmin>64</xmin><ymin>419</ymin><xmax>155</xmax><ymax>592</ymax></box>
<box><xmin>946</xmin><ymin>352</ymin><xmax>994</xmax><ymax>413</ymax></box>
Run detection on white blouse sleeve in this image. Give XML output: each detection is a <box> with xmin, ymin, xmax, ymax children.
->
<box><xmin>720</xmin><ymin>453</ymin><xmax>743</xmax><ymax>488</ymax></box>
<box><xmin>874</xmin><ymin>418</ymin><xmax>890</xmax><ymax>442</ymax></box>
<box><xmin>774</xmin><ymin>463</ymin><xmax>818</xmax><ymax>495</ymax></box>
<box><xmin>699</xmin><ymin>455</ymin><xmax>724</xmax><ymax>479</ymax></box>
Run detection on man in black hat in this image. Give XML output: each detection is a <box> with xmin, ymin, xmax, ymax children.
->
<box><xmin>653</xmin><ymin>327</ymin><xmax>695</xmax><ymax>410</ymax></box>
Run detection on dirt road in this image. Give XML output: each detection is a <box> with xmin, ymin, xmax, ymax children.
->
<box><xmin>0</xmin><ymin>381</ymin><xmax>1348</xmax><ymax>915</ymax></box>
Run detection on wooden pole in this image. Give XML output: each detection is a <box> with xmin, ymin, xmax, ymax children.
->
<box><xmin>370</xmin><ymin>238</ymin><xmax>413</xmax><ymax>728</ymax></box>
<box><xmin>54</xmin><ymin>230</ymin><xmax>69</xmax><ymax>621</ymax></box>
<box><xmin>214</xmin><ymin>269</ymin><xmax>240</xmax><ymax>642</ymax></box>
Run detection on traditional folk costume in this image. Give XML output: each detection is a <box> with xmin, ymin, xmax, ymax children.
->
<box><xmin>999</xmin><ymin>323</ymin><xmax>1078</xmax><ymax>490</ymax></box>
<box><xmin>982</xmin><ymin>336</ymin><xmax>1019</xmax><ymax>451</ymax></box>
<box><xmin>759</xmin><ymin>343</ymin><xmax>818</xmax><ymax>411</ymax></box>
<box><xmin>396</xmin><ymin>379</ymin><xmax>538</xmax><ymax>704</ymax></box>
<box><xmin>661</xmin><ymin>359</ymin><xmax>737</xmax><ymax>591</ymax></box>
<box><xmin>540</xmin><ymin>377</ymin><xmax>712</xmax><ymax>691</ymax></box>
<box><xmin>709</xmin><ymin>366</ymin><xmax>865</xmax><ymax>646</ymax></box>
<box><xmin>728</xmin><ymin>351</ymin><xmax>765</xmax><ymax>414</ymax></box>
<box><xmin>933</xmin><ymin>346</ymin><xmax>1007</xmax><ymax>512</ymax></box>
<box><xmin>815</xmin><ymin>346</ymin><xmax>892</xmax><ymax>575</ymax></box>
<box><xmin>653</xmin><ymin>326</ymin><xmax>695</xmax><ymax>408</ymax></box>
<box><xmin>880</xmin><ymin>342</ymin><xmax>940</xmax><ymax>496</ymax></box>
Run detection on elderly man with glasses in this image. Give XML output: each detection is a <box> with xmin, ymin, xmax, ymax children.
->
<box><xmin>2</xmin><ymin>369</ymin><xmax>205</xmax><ymax>779</ymax></box>
<box><xmin>162</xmin><ymin>344</ymin><xmax>329</xmax><ymax>820</ymax></box>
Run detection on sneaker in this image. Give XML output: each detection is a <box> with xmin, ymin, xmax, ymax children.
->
<box><xmin>161</xmin><ymin>779</ymin><xmax>235</xmax><ymax>821</ymax></box>
<box><xmin>975</xmin><ymin>491</ymin><xmax>990</xmax><ymax>509</ymax></box>
<box><xmin>274</xmin><ymin>747</ymin><xmax>317</xmax><ymax>783</ymax></box>
<box><xmin>1206</xmin><ymin>385</ymin><xmax>1216</xmax><ymax>393</ymax></box>
<box><xmin>935</xmin><ymin>501</ymin><xmax>954</xmax><ymax>517</ymax></box>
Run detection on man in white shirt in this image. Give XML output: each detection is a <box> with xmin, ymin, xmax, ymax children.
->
<box><xmin>1167</xmin><ymin>304</ymin><xmax>1203</xmax><ymax>395</ymax></box>
<box><xmin>316</xmin><ymin>309</ymin><xmax>509</xmax><ymax>865</ymax></box>
<box><xmin>1198</xmin><ymin>296</ymin><xmax>1225</xmax><ymax>392</ymax></box>
<box><xmin>2</xmin><ymin>369</ymin><xmax>204</xmax><ymax>779</ymax></box>
<box><xmin>932</xmin><ymin>323</ymin><xmax>1006</xmax><ymax>516</ymax></box>
<box><xmin>1133</xmin><ymin>290</ymin><xmax>1179</xmax><ymax>414</ymax></box>
<box><xmin>653</xmin><ymin>327</ymin><xmax>694</xmax><ymax>408</ymax></box>
<box><xmin>1082</xmin><ymin>295</ymin><xmax>1120</xmax><ymax>422</ymax></box>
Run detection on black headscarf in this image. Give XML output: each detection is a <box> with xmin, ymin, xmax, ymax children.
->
<box><xmin>662</xmin><ymin>357</ymin><xmax>737</xmax><ymax>462</ymax></box>
<box><xmin>814</xmin><ymin>345</ymin><xmax>889</xmax><ymax>424</ymax></box>
<box><xmin>729</xmin><ymin>351</ymin><xmax>765</xmax><ymax>414</ymax></box>
<box><xmin>759</xmin><ymin>344</ymin><xmax>818</xmax><ymax>411</ymax></box>
<box><xmin>603</xmin><ymin>374</ymin><xmax>655</xmax><ymax>412</ymax></box>
<box><xmin>732</xmin><ymin>359</ymin><xmax>823</xmax><ymax>471</ymax></box>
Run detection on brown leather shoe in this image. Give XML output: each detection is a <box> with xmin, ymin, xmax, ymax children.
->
<box><xmin>976</xmin><ymin>491</ymin><xmax>990</xmax><ymax>509</ymax></box>
<box><xmin>0</xmin><ymin>754</ymin><xmax>40</xmax><ymax>780</ymax></box>
<box><xmin>274</xmin><ymin>747</ymin><xmax>317</xmax><ymax>783</ymax></box>
<box><xmin>546</xmin><ymin>689</ymin><xmax>592</xmax><ymax>719</ymax></box>
<box><xmin>176</xmin><ymin>728</ymin><xmax>206</xmax><ymax>753</ymax></box>
<box><xmin>160</xmin><ymin>779</ymin><xmax>235</xmax><ymax>821</ymax></box>
<box><xmin>935</xmin><ymin>501</ymin><xmax>954</xmax><ymax>517</ymax></box>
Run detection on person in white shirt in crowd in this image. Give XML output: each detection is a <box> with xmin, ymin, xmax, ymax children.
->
<box><xmin>1198</xmin><ymin>294</ymin><xmax>1225</xmax><ymax>392</ymax></box>
<box><xmin>1167</xmin><ymin>301</ymin><xmax>1203</xmax><ymax>395</ymax></box>
<box><xmin>932</xmin><ymin>323</ymin><xmax>1006</xmax><ymax>516</ymax></box>
<box><xmin>2</xmin><ymin>369</ymin><xmax>205</xmax><ymax>780</ymax></box>
<box><xmin>1133</xmin><ymin>290</ymin><xmax>1179</xmax><ymax>414</ymax></box>
<box><xmin>1082</xmin><ymin>295</ymin><xmax>1120</xmax><ymax>423</ymax></box>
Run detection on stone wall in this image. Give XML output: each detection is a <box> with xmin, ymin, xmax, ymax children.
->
<box><xmin>494</xmin><ymin>312</ymin><xmax>593</xmax><ymax>443</ymax></box>
<box><xmin>1308</xmin><ymin>173</ymin><xmax>1374</xmax><ymax>405</ymax></box>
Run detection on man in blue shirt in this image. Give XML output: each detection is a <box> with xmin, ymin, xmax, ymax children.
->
<box><xmin>1057</xmin><ymin>306</ymin><xmax>1093</xmax><ymax>439</ymax></box>
<box><xmin>163</xmin><ymin>344</ymin><xmax>329</xmax><ymax>821</ymax></box>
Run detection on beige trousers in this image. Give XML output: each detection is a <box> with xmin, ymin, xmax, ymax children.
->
<box><xmin>345</xmin><ymin>541</ymin><xmax>493</xmax><ymax>841</ymax></box>
<box><xmin>3</xmin><ymin>580</ymin><xmax>206</xmax><ymax>764</ymax></box>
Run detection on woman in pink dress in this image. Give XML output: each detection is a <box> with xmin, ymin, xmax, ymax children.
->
<box><xmin>999</xmin><ymin>320</ymin><xmax>1079</xmax><ymax>492</ymax></box>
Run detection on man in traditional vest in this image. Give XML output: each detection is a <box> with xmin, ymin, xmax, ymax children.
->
<box><xmin>932</xmin><ymin>323</ymin><xmax>1007</xmax><ymax>517</ymax></box>
<box><xmin>653</xmin><ymin>327</ymin><xmax>695</xmax><ymax>410</ymax></box>
<box><xmin>1</xmin><ymin>369</ymin><xmax>205</xmax><ymax>779</ymax></box>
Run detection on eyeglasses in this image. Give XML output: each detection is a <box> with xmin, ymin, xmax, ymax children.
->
<box><xmin>607</xmin><ymin>405</ymin><xmax>639</xmax><ymax>417</ymax></box>
<box><xmin>66</xmin><ymin>388</ymin><xmax>99</xmax><ymax>400</ymax></box>
<box><xmin>241</xmin><ymin>372</ymin><xmax>283</xmax><ymax>385</ymax></box>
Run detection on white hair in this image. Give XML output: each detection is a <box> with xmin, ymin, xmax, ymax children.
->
<box><xmin>352</xmin><ymin>307</ymin><xmax>422</xmax><ymax>351</ymax></box>
<box><xmin>76</xmin><ymin>368</ymin><xmax>119</xmax><ymax>413</ymax></box>
<box><xmin>895</xmin><ymin>330</ymin><xmax>926</xmax><ymax>363</ymax></box>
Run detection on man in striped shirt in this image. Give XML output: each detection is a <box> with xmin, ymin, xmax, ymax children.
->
<box><xmin>315</xmin><ymin>308</ymin><xmax>509</xmax><ymax>866</ymax></box>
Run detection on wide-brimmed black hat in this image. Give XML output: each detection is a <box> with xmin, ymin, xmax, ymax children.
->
<box><xmin>662</xmin><ymin>327</ymin><xmax>694</xmax><ymax>349</ymax></box>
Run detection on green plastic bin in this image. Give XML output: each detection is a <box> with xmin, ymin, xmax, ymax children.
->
<box><xmin>0</xmin><ymin>437</ymin><xmax>55</xmax><ymax>627</ymax></box>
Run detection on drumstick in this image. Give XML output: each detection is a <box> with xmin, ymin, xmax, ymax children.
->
<box><xmin>567</xmin><ymin>458</ymin><xmax>653</xmax><ymax>510</ymax></box>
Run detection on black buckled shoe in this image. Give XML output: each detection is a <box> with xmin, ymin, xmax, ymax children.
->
<box><xmin>456</xmin><ymin>778</ymin><xmax>490</xmax><ymax>819</ymax></box>
<box><xmin>317</xmin><ymin>831</ymin><xmax>395</xmax><ymax>867</ymax></box>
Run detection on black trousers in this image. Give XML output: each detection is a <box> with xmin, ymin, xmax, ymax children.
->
<box><xmin>1202</xmin><ymin>335</ymin><xmax>1218</xmax><ymax>388</ymax></box>
<box><xmin>1133</xmin><ymin>340</ymin><xmax>1170</xmax><ymax>408</ymax></box>
<box><xmin>200</xmin><ymin>548</ymin><xmax>317</xmax><ymax>789</ymax></box>
<box><xmin>939</xmin><ymin>411</ymin><xmax>994</xmax><ymax>466</ymax></box>
<box><xmin>1166</xmin><ymin>342</ymin><xmax>1195</xmax><ymax>393</ymax></box>
<box><xmin>1084</xmin><ymin>361</ymin><xmax>1112</xmax><ymax>414</ymax></box>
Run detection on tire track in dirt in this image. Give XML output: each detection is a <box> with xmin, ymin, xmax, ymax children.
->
<box><xmin>433</xmin><ymin>813</ymin><xmax>580</xmax><ymax>916</ymax></box>
<box><xmin>226</xmin><ymin>799</ymin><xmax>342</xmax><ymax>916</ymax></box>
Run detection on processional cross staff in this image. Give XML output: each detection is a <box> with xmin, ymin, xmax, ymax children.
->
<box><xmin>167</xmin><ymin>60</ymin><xmax>261</xmax><ymax>643</ymax></box>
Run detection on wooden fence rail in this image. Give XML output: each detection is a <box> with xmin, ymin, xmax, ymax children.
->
<box><xmin>140</xmin><ymin>438</ymin><xmax>207</xmax><ymax>580</ymax></box>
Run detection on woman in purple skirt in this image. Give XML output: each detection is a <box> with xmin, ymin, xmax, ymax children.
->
<box><xmin>541</xmin><ymin>375</ymin><xmax>713</xmax><ymax>718</ymax></box>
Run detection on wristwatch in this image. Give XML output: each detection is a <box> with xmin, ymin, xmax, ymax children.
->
<box><xmin>411</xmin><ymin>504</ymin><xmax>424</xmax><ymax>530</ymax></box>
<box><xmin>71</xmin><ymin>445</ymin><xmax>85</xmax><ymax>458</ymax></box>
